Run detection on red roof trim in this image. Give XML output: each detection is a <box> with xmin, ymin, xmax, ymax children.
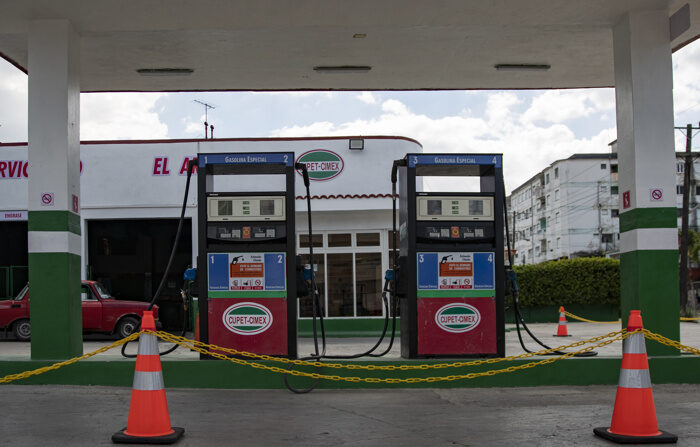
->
<box><xmin>0</xmin><ymin>135</ymin><xmax>422</xmax><ymax>148</ymax></box>
<box><xmin>295</xmin><ymin>193</ymin><xmax>394</xmax><ymax>200</ymax></box>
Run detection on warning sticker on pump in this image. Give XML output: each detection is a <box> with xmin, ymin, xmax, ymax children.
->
<box><xmin>417</xmin><ymin>252</ymin><xmax>495</xmax><ymax>291</ymax></box>
<box><xmin>208</xmin><ymin>252</ymin><xmax>286</xmax><ymax>293</ymax></box>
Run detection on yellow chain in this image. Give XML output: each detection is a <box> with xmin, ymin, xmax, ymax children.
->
<box><xmin>566</xmin><ymin>310</ymin><xmax>700</xmax><ymax>324</ymax></box>
<box><xmin>642</xmin><ymin>329</ymin><xmax>700</xmax><ymax>356</ymax></box>
<box><xmin>151</xmin><ymin>329</ymin><xmax>625</xmax><ymax>371</ymax></box>
<box><xmin>0</xmin><ymin>332</ymin><xmax>141</xmax><ymax>385</ymax></box>
<box><xmin>151</xmin><ymin>329</ymin><xmax>633</xmax><ymax>383</ymax></box>
<box><xmin>563</xmin><ymin>311</ymin><xmax>619</xmax><ymax>324</ymax></box>
<box><xmin>3</xmin><ymin>327</ymin><xmax>699</xmax><ymax>386</ymax></box>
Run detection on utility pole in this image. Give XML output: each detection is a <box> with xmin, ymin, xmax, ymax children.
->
<box><xmin>678</xmin><ymin>123</ymin><xmax>699</xmax><ymax>311</ymax></box>
<box><xmin>597</xmin><ymin>180</ymin><xmax>602</xmax><ymax>253</ymax></box>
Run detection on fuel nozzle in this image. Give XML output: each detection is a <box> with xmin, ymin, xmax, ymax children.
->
<box><xmin>383</xmin><ymin>269</ymin><xmax>394</xmax><ymax>293</ymax></box>
<box><xmin>295</xmin><ymin>162</ymin><xmax>310</xmax><ymax>187</ymax></box>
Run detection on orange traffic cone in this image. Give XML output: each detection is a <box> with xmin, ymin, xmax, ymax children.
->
<box><xmin>112</xmin><ymin>311</ymin><xmax>184</xmax><ymax>444</ymax></box>
<box><xmin>553</xmin><ymin>306</ymin><xmax>571</xmax><ymax>337</ymax></box>
<box><xmin>593</xmin><ymin>310</ymin><xmax>677</xmax><ymax>443</ymax></box>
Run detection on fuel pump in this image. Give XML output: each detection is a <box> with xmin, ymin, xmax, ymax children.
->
<box><xmin>395</xmin><ymin>154</ymin><xmax>505</xmax><ymax>358</ymax></box>
<box><xmin>197</xmin><ymin>152</ymin><xmax>298</xmax><ymax>358</ymax></box>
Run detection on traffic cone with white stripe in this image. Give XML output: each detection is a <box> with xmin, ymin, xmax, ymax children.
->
<box><xmin>553</xmin><ymin>306</ymin><xmax>571</xmax><ymax>337</ymax></box>
<box><xmin>112</xmin><ymin>311</ymin><xmax>184</xmax><ymax>444</ymax></box>
<box><xmin>593</xmin><ymin>310</ymin><xmax>677</xmax><ymax>444</ymax></box>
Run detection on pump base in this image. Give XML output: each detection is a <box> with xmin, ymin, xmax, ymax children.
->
<box><xmin>593</xmin><ymin>427</ymin><xmax>677</xmax><ymax>444</ymax></box>
<box><xmin>112</xmin><ymin>427</ymin><xmax>184</xmax><ymax>444</ymax></box>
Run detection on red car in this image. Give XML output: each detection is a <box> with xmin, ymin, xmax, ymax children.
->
<box><xmin>0</xmin><ymin>280</ymin><xmax>158</xmax><ymax>341</ymax></box>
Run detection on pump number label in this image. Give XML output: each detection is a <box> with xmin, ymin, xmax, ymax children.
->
<box><xmin>208</xmin><ymin>252</ymin><xmax>286</xmax><ymax>293</ymax></box>
<box><xmin>417</xmin><ymin>252</ymin><xmax>494</xmax><ymax>291</ymax></box>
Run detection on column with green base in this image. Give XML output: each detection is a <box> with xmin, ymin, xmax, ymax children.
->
<box><xmin>614</xmin><ymin>10</ymin><xmax>679</xmax><ymax>356</ymax></box>
<box><xmin>27</xmin><ymin>20</ymin><xmax>82</xmax><ymax>360</ymax></box>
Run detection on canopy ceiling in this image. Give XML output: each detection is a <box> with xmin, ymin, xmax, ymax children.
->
<box><xmin>0</xmin><ymin>0</ymin><xmax>697</xmax><ymax>92</ymax></box>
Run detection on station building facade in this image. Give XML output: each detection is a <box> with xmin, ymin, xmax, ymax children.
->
<box><xmin>0</xmin><ymin>136</ymin><xmax>422</xmax><ymax>330</ymax></box>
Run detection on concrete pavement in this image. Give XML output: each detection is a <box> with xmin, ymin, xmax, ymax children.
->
<box><xmin>1</xmin><ymin>384</ymin><xmax>699</xmax><ymax>446</ymax></box>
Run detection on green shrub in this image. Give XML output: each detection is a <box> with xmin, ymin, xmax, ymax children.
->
<box><xmin>512</xmin><ymin>257</ymin><xmax>620</xmax><ymax>307</ymax></box>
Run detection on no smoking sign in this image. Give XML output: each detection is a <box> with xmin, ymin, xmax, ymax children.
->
<box><xmin>650</xmin><ymin>188</ymin><xmax>663</xmax><ymax>202</ymax></box>
<box><xmin>40</xmin><ymin>192</ymin><xmax>54</xmax><ymax>206</ymax></box>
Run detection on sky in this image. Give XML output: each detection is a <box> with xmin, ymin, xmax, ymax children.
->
<box><xmin>0</xmin><ymin>42</ymin><xmax>698</xmax><ymax>193</ymax></box>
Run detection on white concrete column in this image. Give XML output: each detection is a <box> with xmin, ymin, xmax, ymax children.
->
<box><xmin>27</xmin><ymin>20</ymin><xmax>82</xmax><ymax>359</ymax></box>
<box><xmin>613</xmin><ymin>9</ymin><xmax>679</xmax><ymax>355</ymax></box>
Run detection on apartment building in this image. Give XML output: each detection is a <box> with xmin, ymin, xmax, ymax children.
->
<box><xmin>508</xmin><ymin>142</ymin><xmax>700</xmax><ymax>265</ymax></box>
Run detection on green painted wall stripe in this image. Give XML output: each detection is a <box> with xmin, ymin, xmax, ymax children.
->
<box><xmin>27</xmin><ymin>210</ymin><xmax>81</xmax><ymax>235</ymax></box>
<box><xmin>620</xmin><ymin>249</ymin><xmax>679</xmax><ymax>356</ymax></box>
<box><xmin>619</xmin><ymin>207</ymin><xmax>676</xmax><ymax>233</ymax></box>
<box><xmin>417</xmin><ymin>290</ymin><xmax>495</xmax><ymax>298</ymax></box>
<box><xmin>2</xmin><ymin>356</ymin><xmax>700</xmax><ymax>389</ymax></box>
<box><xmin>28</xmin><ymin>252</ymin><xmax>82</xmax><ymax>360</ymax></box>
<box><xmin>209</xmin><ymin>291</ymin><xmax>286</xmax><ymax>298</ymax></box>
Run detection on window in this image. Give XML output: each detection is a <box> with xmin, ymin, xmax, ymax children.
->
<box><xmin>555</xmin><ymin>212</ymin><xmax>560</xmax><ymax>224</ymax></box>
<box><xmin>81</xmin><ymin>285</ymin><xmax>96</xmax><ymax>301</ymax></box>
<box><xmin>611</xmin><ymin>164</ymin><xmax>618</xmax><ymax>173</ymax></box>
<box><xmin>300</xmin><ymin>234</ymin><xmax>323</xmax><ymax>248</ymax></box>
<box><xmin>696</xmin><ymin>185</ymin><xmax>700</xmax><ymax>195</ymax></box>
<box><xmin>677</xmin><ymin>185</ymin><xmax>684</xmax><ymax>195</ymax></box>
<box><xmin>546</xmin><ymin>194</ymin><xmax>550</xmax><ymax>206</ymax></box>
<box><xmin>602</xmin><ymin>233</ymin><xmax>613</xmax><ymax>243</ymax></box>
<box><xmin>556</xmin><ymin>237</ymin><xmax>561</xmax><ymax>249</ymax></box>
<box><xmin>356</xmin><ymin>233</ymin><xmax>380</xmax><ymax>246</ymax></box>
<box><xmin>677</xmin><ymin>163</ymin><xmax>685</xmax><ymax>173</ymax></box>
<box><xmin>611</xmin><ymin>185</ymin><xmax>619</xmax><ymax>195</ymax></box>
<box><xmin>355</xmin><ymin>253</ymin><xmax>382</xmax><ymax>316</ymax></box>
<box><xmin>554</xmin><ymin>167</ymin><xmax>559</xmax><ymax>179</ymax></box>
<box><xmin>299</xmin><ymin>230</ymin><xmax>387</xmax><ymax>318</ymax></box>
<box><xmin>298</xmin><ymin>254</ymin><xmax>325</xmax><ymax>318</ymax></box>
<box><xmin>554</xmin><ymin>189</ymin><xmax>559</xmax><ymax>200</ymax></box>
<box><xmin>328</xmin><ymin>233</ymin><xmax>352</xmax><ymax>247</ymax></box>
<box><xmin>600</xmin><ymin>185</ymin><xmax>607</xmax><ymax>192</ymax></box>
<box><xmin>601</xmin><ymin>163</ymin><xmax>607</xmax><ymax>170</ymax></box>
<box><xmin>545</xmin><ymin>173</ymin><xmax>550</xmax><ymax>184</ymax></box>
<box><xmin>611</xmin><ymin>209</ymin><xmax>619</xmax><ymax>218</ymax></box>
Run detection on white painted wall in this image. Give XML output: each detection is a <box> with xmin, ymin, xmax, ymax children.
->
<box><xmin>0</xmin><ymin>136</ymin><xmax>422</xmax><ymax>277</ymax></box>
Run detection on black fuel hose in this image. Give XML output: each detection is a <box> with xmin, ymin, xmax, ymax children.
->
<box><xmin>284</xmin><ymin>162</ymin><xmax>399</xmax><ymax>393</ymax></box>
<box><xmin>121</xmin><ymin>159</ymin><xmax>196</xmax><ymax>358</ymax></box>
<box><xmin>503</xmin><ymin>185</ymin><xmax>596</xmax><ymax>357</ymax></box>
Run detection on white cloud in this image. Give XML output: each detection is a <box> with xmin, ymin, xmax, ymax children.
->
<box><xmin>0</xmin><ymin>62</ymin><xmax>28</xmax><ymax>143</ymax></box>
<box><xmin>381</xmin><ymin>99</ymin><xmax>410</xmax><ymax>115</ymax></box>
<box><xmin>673</xmin><ymin>43</ymin><xmax>700</xmax><ymax>120</ymax></box>
<box><xmin>81</xmin><ymin>93</ymin><xmax>169</xmax><ymax>140</ymax></box>
<box><xmin>270</xmin><ymin>96</ymin><xmax>614</xmax><ymax>192</ymax></box>
<box><xmin>357</xmin><ymin>91</ymin><xmax>377</xmax><ymax>104</ymax></box>
<box><xmin>522</xmin><ymin>89</ymin><xmax>615</xmax><ymax>124</ymax></box>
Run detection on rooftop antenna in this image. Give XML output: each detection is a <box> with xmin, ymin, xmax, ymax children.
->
<box><xmin>193</xmin><ymin>100</ymin><xmax>216</xmax><ymax>139</ymax></box>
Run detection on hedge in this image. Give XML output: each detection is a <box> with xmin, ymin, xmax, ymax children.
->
<box><xmin>512</xmin><ymin>257</ymin><xmax>620</xmax><ymax>307</ymax></box>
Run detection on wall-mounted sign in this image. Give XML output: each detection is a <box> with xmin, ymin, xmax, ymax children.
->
<box><xmin>295</xmin><ymin>149</ymin><xmax>344</xmax><ymax>181</ymax></box>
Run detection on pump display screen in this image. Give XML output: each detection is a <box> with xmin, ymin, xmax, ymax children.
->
<box><xmin>417</xmin><ymin>196</ymin><xmax>494</xmax><ymax>221</ymax></box>
<box><xmin>469</xmin><ymin>200</ymin><xmax>484</xmax><ymax>216</ymax></box>
<box><xmin>427</xmin><ymin>200</ymin><xmax>442</xmax><ymax>216</ymax></box>
<box><xmin>208</xmin><ymin>196</ymin><xmax>286</xmax><ymax>221</ymax></box>
<box><xmin>218</xmin><ymin>200</ymin><xmax>233</xmax><ymax>216</ymax></box>
<box><xmin>260</xmin><ymin>199</ymin><xmax>275</xmax><ymax>216</ymax></box>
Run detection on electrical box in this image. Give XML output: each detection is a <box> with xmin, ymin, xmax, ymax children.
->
<box><xmin>197</xmin><ymin>153</ymin><xmax>297</xmax><ymax>358</ymax></box>
<box><xmin>398</xmin><ymin>154</ymin><xmax>505</xmax><ymax>358</ymax></box>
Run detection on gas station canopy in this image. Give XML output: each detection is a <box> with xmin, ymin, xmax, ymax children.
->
<box><xmin>0</xmin><ymin>0</ymin><xmax>697</xmax><ymax>92</ymax></box>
